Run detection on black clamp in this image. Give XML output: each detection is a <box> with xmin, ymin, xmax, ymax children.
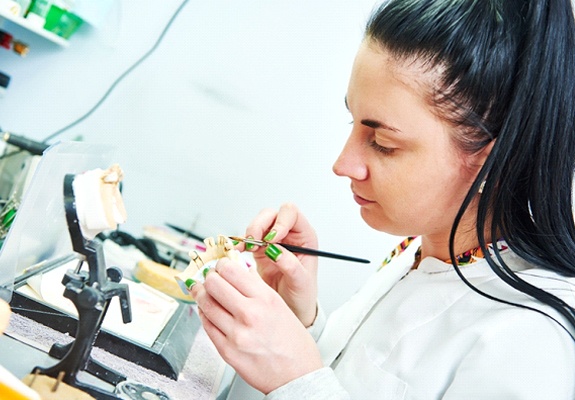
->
<box><xmin>34</xmin><ymin>173</ymin><xmax>132</xmax><ymax>399</ymax></box>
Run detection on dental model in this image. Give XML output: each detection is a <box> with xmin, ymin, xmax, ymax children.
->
<box><xmin>72</xmin><ymin>164</ymin><xmax>127</xmax><ymax>239</ymax></box>
<box><xmin>175</xmin><ymin>235</ymin><xmax>248</xmax><ymax>295</ymax></box>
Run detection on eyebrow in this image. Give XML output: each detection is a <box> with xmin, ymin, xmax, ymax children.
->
<box><xmin>344</xmin><ymin>95</ymin><xmax>402</xmax><ymax>133</ymax></box>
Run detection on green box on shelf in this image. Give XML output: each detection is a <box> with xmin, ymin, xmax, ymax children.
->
<box><xmin>43</xmin><ymin>5</ymin><xmax>83</xmax><ymax>39</ymax></box>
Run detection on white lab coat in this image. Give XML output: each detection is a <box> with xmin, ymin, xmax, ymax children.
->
<box><xmin>228</xmin><ymin>241</ymin><xmax>575</xmax><ymax>399</ymax></box>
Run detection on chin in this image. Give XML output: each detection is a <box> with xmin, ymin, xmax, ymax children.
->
<box><xmin>360</xmin><ymin>208</ymin><xmax>412</xmax><ymax>236</ymax></box>
<box><xmin>360</xmin><ymin>208</ymin><xmax>388</xmax><ymax>232</ymax></box>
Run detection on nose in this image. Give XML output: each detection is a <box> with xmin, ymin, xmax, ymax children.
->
<box><xmin>332</xmin><ymin>129</ymin><xmax>368</xmax><ymax>181</ymax></box>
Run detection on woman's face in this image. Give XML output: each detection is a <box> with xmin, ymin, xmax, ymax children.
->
<box><xmin>333</xmin><ymin>40</ymin><xmax>486</xmax><ymax>239</ymax></box>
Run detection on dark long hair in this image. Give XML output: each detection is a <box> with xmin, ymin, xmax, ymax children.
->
<box><xmin>367</xmin><ymin>0</ymin><xmax>575</xmax><ymax>331</ymax></box>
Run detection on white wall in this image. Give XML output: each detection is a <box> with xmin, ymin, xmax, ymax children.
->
<box><xmin>0</xmin><ymin>0</ymin><xmax>401</xmax><ymax>315</ymax></box>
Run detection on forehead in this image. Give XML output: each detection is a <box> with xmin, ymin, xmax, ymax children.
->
<box><xmin>355</xmin><ymin>40</ymin><xmax>438</xmax><ymax>91</ymax></box>
<box><xmin>348</xmin><ymin>41</ymin><xmax>436</xmax><ymax>112</ymax></box>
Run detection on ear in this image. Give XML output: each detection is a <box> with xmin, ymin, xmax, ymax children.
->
<box><xmin>471</xmin><ymin>140</ymin><xmax>495</xmax><ymax>193</ymax></box>
<box><xmin>476</xmin><ymin>139</ymin><xmax>496</xmax><ymax>166</ymax></box>
<box><xmin>467</xmin><ymin>139</ymin><xmax>496</xmax><ymax>174</ymax></box>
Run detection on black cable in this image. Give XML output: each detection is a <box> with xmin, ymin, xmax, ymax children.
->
<box><xmin>0</xmin><ymin>1</ymin><xmax>188</xmax><ymax>161</ymax></box>
<box><xmin>40</xmin><ymin>0</ymin><xmax>189</xmax><ymax>143</ymax></box>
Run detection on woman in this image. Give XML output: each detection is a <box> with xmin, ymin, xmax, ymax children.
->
<box><xmin>191</xmin><ymin>0</ymin><xmax>575</xmax><ymax>398</ymax></box>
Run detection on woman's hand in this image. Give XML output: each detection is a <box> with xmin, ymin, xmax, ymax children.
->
<box><xmin>242</xmin><ymin>203</ymin><xmax>319</xmax><ymax>327</ymax></box>
<box><xmin>191</xmin><ymin>257</ymin><xmax>323</xmax><ymax>394</ymax></box>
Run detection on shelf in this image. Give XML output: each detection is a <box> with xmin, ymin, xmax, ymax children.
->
<box><xmin>0</xmin><ymin>10</ymin><xmax>69</xmax><ymax>47</ymax></box>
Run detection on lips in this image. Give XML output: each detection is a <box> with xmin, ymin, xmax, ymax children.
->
<box><xmin>353</xmin><ymin>192</ymin><xmax>374</xmax><ymax>206</ymax></box>
<box><xmin>350</xmin><ymin>183</ymin><xmax>375</xmax><ymax>204</ymax></box>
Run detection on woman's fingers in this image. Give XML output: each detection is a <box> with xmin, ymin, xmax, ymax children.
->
<box><xmin>205</xmin><ymin>259</ymin><xmax>264</xmax><ymax>316</ymax></box>
<box><xmin>195</xmin><ymin>258</ymin><xmax>269</xmax><ymax>323</ymax></box>
<box><xmin>261</xmin><ymin>245</ymin><xmax>318</xmax><ymax>326</ymax></box>
<box><xmin>191</xmin><ymin>282</ymin><xmax>236</xmax><ymax>333</ymax></box>
<box><xmin>191</xmin><ymin>254</ymin><xmax>323</xmax><ymax>394</ymax></box>
<box><xmin>260</xmin><ymin>243</ymin><xmax>305</xmax><ymax>279</ymax></box>
<box><xmin>244</xmin><ymin>208</ymin><xmax>279</xmax><ymax>248</ymax></box>
<box><xmin>245</xmin><ymin>203</ymin><xmax>316</xmax><ymax>244</ymax></box>
<box><xmin>197</xmin><ymin>307</ymin><xmax>226</xmax><ymax>342</ymax></box>
<box><xmin>260</xmin><ymin>203</ymin><xmax>301</xmax><ymax>240</ymax></box>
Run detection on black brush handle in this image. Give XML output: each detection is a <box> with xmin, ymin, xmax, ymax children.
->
<box><xmin>278</xmin><ymin>243</ymin><xmax>370</xmax><ymax>264</ymax></box>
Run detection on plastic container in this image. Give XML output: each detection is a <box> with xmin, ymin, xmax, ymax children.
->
<box><xmin>25</xmin><ymin>0</ymin><xmax>52</xmax><ymax>27</ymax></box>
<box><xmin>43</xmin><ymin>4</ymin><xmax>82</xmax><ymax>38</ymax></box>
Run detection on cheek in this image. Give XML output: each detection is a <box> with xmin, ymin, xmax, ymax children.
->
<box><xmin>365</xmin><ymin>176</ymin><xmax>422</xmax><ymax>230</ymax></box>
<box><xmin>371</xmin><ymin>160</ymin><xmax>470</xmax><ymax>228</ymax></box>
<box><xmin>410</xmin><ymin>162</ymin><xmax>476</xmax><ymax>225</ymax></box>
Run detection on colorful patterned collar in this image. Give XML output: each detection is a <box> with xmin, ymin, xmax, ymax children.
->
<box><xmin>379</xmin><ymin>237</ymin><xmax>509</xmax><ymax>271</ymax></box>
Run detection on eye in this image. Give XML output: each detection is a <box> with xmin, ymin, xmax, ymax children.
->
<box><xmin>369</xmin><ymin>141</ymin><xmax>396</xmax><ymax>155</ymax></box>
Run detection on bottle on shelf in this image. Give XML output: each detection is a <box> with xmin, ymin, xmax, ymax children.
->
<box><xmin>0</xmin><ymin>29</ymin><xmax>10</xmax><ymax>48</ymax></box>
<box><xmin>0</xmin><ymin>30</ymin><xmax>29</xmax><ymax>56</ymax></box>
<box><xmin>0</xmin><ymin>72</ymin><xmax>10</xmax><ymax>98</ymax></box>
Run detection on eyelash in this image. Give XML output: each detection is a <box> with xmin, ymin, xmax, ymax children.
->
<box><xmin>369</xmin><ymin>141</ymin><xmax>395</xmax><ymax>155</ymax></box>
<box><xmin>349</xmin><ymin>120</ymin><xmax>396</xmax><ymax>155</ymax></box>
